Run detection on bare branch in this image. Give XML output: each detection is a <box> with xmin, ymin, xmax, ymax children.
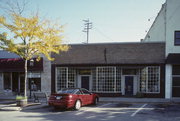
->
<box><xmin>0</xmin><ymin>0</ymin><xmax>29</xmax><ymax>15</ymax></box>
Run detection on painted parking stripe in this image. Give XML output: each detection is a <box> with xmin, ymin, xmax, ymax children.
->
<box><xmin>98</xmin><ymin>103</ymin><xmax>112</xmax><ymax>108</ymax></box>
<box><xmin>75</xmin><ymin>103</ymin><xmax>112</xmax><ymax>115</ymax></box>
<box><xmin>131</xmin><ymin>103</ymin><xmax>147</xmax><ymax>117</ymax></box>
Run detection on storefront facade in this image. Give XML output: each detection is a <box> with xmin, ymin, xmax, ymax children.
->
<box><xmin>52</xmin><ymin>66</ymin><xmax>163</xmax><ymax>97</ymax></box>
<box><xmin>0</xmin><ymin>51</ymin><xmax>51</xmax><ymax>96</ymax></box>
<box><xmin>51</xmin><ymin>43</ymin><xmax>165</xmax><ymax>97</ymax></box>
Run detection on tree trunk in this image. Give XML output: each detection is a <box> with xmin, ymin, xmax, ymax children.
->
<box><xmin>24</xmin><ymin>59</ymin><xmax>28</xmax><ymax>97</ymax></box>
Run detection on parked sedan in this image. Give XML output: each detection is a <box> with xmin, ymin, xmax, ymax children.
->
<box><xmin>48</xmin><ymin>88</ymin><xmax>99</xmax><ymax>110</ymax></box>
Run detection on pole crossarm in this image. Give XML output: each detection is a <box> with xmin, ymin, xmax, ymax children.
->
<box><xmin>82</xmin><ymin>19</ymin><xmax>92</xmax><ymax>43</ymax></box>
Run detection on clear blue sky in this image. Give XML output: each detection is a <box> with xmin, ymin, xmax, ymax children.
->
<box><xmin>2</xmin><ymin>0</ymin><xmax>166</xmax><ymax>44</ymax></box>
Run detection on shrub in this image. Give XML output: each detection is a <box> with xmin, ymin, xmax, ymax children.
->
<box><xmin>16</xmin><ymin>95</ymin><xmax>27</xmax><ymax>100</ymax></box>
<box><xmin>136</xmin><ymin>92</ymin><xmax>144</xmax><ymax>98</ymax></box>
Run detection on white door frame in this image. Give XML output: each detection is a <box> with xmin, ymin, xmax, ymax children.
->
<box><xmin>121</xmin><ymin>75</ymin><xmax>138</xmax><ymax>96</ymax></box>
<box><xmin>78</xmin><ymin>75</ymin><xmax>92</xmax><ymax>91</ymax></box>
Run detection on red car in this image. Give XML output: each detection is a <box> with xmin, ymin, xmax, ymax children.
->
<box><xmin>48</xmin><ymin>88</ymin><xmax>99</xmax><ymax>110</ymax></box>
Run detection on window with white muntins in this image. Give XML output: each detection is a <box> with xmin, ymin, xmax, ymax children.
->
<box><xmin>140</xmin><ymin>66</ymin><xmax>160</xmax><ymax>93</ymax></box>
<box><xmin>56</xmin><ymin>67</ymin><xmax>76</xmax><ymax>91</ymax></box>
<box><xmin>94</xmin><ymin>67</ymin><xmax>121</xmax><ymax>93</ymax></box>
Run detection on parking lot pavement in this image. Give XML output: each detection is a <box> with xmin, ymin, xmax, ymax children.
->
<box><xmin>1</xmin><ymin>102</ymin><xmax>180</xmax><ymax>121</ymax></box>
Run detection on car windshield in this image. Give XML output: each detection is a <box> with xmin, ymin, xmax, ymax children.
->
<box><xmin>58</xmin><ymin>89</ymin><xmax>78</xmax><ymax>94</ymax></box>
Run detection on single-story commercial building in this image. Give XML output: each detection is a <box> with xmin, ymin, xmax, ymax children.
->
<box><xmin>51</xmin><ymin>42</ymin><xmax>166</xmax><ymax>97</ymax></box>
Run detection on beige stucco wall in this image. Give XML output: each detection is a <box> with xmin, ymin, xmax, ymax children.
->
<box><xmin>165</xmin><ymin>0</ymin><xmax>180</xmax><ymax>56</ymax></box>
<box><xmin>143</xmin><ymin>4</ymin><xmax>166</xmax><ymax>42</ymax></box>
<box><xmin>143</xmin><ymin>0</ymin><xmax>180</xmax><ymax>56</ymax></box>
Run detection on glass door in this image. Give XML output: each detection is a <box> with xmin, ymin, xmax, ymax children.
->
<box><xmin>125</xmin><ymin>76</ymin><xmax>134</xmax><ymax>96</ymax></box>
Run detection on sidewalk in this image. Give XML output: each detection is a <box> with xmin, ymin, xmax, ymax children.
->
<box><xmin>0</xmin><ymin>94</ymin><xmax>48</xmax><ymax>111</ymax></box>
<box><xmin>1</xmin><ymin>97</ymin><xmax>180</xmax><ymax>111</ymax></box>
<box><xmin>99</xmin><ymin>97</ymin><xmax>180</xmax><ymax>103</ymax></box>
<box><xmin>0</xmin><ymin>101</ymin><xmax>45</xmax><ymax>111</ymax></box>
<box><xmin>0</xmin><ymin>103</ymin><xmax>22</xmax><ymax>111</ymax></box>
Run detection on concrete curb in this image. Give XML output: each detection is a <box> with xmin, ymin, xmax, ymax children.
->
<box><xmin>0</xmin><ymin>103</ymin><xmax>44</xmax><ymax>111</ymax></box>
<box><xmin>22</xmin><ymin>103</ymin><xmax>48</xmax><ymax>110</ymax></box>
<box><xmin>0</xmin><ymin>104</ymin><xmax>22</xmax><ymax>111</ymax></box>
<box><xmin>99</xmin><ymin>98</ymin><xmax>180</xmax><ymax>104</ymax></box>
<box><xmin>0</xmin><ymin>106</ymin><xmax>22</xmax><ymax>111</ymax></box>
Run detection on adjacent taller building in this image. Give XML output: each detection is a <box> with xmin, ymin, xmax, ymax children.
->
<box><xmin>143</xmin><ymin>0</ymin><xmax>180</xmax><ymax>98</ymax></box>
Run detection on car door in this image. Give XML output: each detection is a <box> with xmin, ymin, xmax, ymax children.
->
<box><xmin>81</xmin><ymin>89</ymin><xmax>93</xmax><ymax>105</ymax></box>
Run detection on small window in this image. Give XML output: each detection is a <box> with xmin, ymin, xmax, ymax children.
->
<box><xmin>79</xmin><ymin>69</ymin><xmax>91</xmax><ymax>75</ymax></box>
<box><xmin>173</xmin><ymin>65</ymin><xmax>180</xmax><ymax>75</ymax></box>
<box><xmin>172</xmin><ymin>77</ymin><xmax>180</xmax><ymax>86</ymax></box>
<box><xmin>175</xmin><ymin>31</ymin><xmax>180</xmax><ymax>45</ymax></box>
<box><xmin>122</xmin><ymin>69</ymin><xmax>137</xmax><ymax>75</ymax></box>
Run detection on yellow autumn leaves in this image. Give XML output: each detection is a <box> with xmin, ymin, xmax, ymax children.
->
<box><xmin>0</xmin><ymin>13</ymin><xmax>69</xmax><ymax>61</ymax></box>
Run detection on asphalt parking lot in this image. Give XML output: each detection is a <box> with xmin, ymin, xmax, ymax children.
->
<box><xmin>0</xmin><ymin>102</ymin><xmax>180</xmax><ymax>121</ymax></box>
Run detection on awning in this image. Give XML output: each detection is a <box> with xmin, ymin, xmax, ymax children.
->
<box><xmin>166</xmin><ymin>54</ymin><xmax>180</xmax><ymax>64</ymax></box>
<box><xmin>0</xmin><ymin>58</ymin><xmax>43</xmax><ymax>72</ymax></box>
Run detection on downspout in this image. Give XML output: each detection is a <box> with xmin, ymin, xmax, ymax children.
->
<box><xmin>164</xmin><ymin>2</ymin><xmax>167</xmax><ymax>56</ymax></box>
<box><xmin>104</xmin><ymin>48</ymin><xmax>107</xmax><ymax>63</ymax></box>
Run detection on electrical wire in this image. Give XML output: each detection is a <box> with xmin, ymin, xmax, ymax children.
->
<box><xmin>93</xmin><ymin>26</ymin><xmax>115</xmax><ymax>42</ymax></box>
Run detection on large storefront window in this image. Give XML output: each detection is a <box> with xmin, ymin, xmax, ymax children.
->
<box><xmin>116</xmin><ymin>67</ymin><xmax>121</xmax><ymax>92</ymax></box>
<box><xmin>140</xmin><ymin>66</ymin><xmax>160</xmax><ymax>93</ymax></box>
<box><xmin>3</xmin><ymin>72</ymin><xmax>12</xmax><ymax>90</ymax></box>
<box><xmin>56</xmin><ymin>67</ymin><xmax>76</xmax><ymax>91</ymax></box>
<box><xmin>0</xmin><ymin>73</ymin><xmax>3</xmax><ymax>90</ymax></box>
<box><xmin>96</xmin><ymin>67</ymin><xmax>115</xmax><ymax>92</ymax></box>
<box><xmin>68</xmin><ymin>68</ymin><xmax>76</xmax><ymax>88</ymax></box>
<box><xmin>56</xmin><ymin>67</ymin><xmax>122</xmax><ymax>93</ymax></box>
<box><xmin>93</xmin><ymin>67</ymin><xmax>121</xmax><ymax>93</ymax></box>
<box><xmin>56</xmin><ymin>66</ymin><xmax>160</xmax><ymax>94</ymax></box>
<box><xmin>92</xmin><ymin>69</ymin><xmax>96</xmax><ymax>92</ymax></box>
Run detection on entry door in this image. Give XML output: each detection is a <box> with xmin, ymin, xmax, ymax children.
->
<box><xmin>172</xmin><ymin>77</ymin><xmax>180</xmax><ymax>97</ymax></box>
<box><xmin>81</xmin><ymin>76</ymin><xmax>90</xmax><ymax>90</ymax></box>
<box><xmin>125</xmin><ymin>76</ymin><xmax>134</xmax><ymax>96</ymax></box>
<box><xmin>20</xmin><ymin>74</ymin><xmax>25</xmax><ymax>94</ymax></box>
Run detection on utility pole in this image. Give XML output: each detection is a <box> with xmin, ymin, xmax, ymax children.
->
<box><xmin>83</xmin><ymin>19</ymin><xmax>92</xmax><ymax>43</ymax></box>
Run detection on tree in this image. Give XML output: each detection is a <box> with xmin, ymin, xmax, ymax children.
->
<box><xmin>0</xmin><ymin>13</ymin><xmax>69</xmax><ymax>98</ymax></box>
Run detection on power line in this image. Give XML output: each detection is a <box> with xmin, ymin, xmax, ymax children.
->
<box><xmin>94</xmin><ymin>26</ymin><xmax>115</xmax><ymax>42</ymax></box>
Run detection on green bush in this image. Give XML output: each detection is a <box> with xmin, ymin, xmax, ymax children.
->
<box><xmin>16</xmin><ymin>96</ymin><xmax>27</xmax><ymax>100</ymax></box>
<box><xmin>136</xmin><ymin>92</ymin><xmax>144</xmax><ymax>98</ymax></box>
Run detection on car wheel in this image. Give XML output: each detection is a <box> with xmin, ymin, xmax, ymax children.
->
<box><xmin>74</xmin><ymin>100</ymin><xmax>81</xmax><ymax>110</ymax></box>
<box><xmin>93</xmin><ymin>98</ymin><xmax>98</xmax><ymax>105</ymax></box>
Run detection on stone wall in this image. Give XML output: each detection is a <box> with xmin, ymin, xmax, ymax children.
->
<box><xmin>41</xmin><ymin>56</ymin><xmax>51</xmax><ymax>96</ymax></box>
